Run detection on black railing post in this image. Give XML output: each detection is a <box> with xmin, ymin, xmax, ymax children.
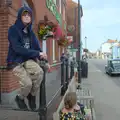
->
<box><xmin>39</xmin><ymin>67</ymin><xmax>47</xmax><ymax>120</ymax></box>
<box><xmin>73</xmin><ymin>63</ymin><xmax>74</xmax><ymax>77</ymax></box>
<box><xmin>70</xmin><ymin>61</ymin><xmax>74</xmax><ymax>79</ymax></box>
<box><xmin>0</xmin><ymin>70</ymin><xmax>1</xmax><ymax>104</ymax></box>
<box><xmin>61</xmin><ymin>61</ymin><xmax>65</xmax><ymax>96</ymax></box>
<box><xmin>65</xmin><ymin>58</ymin><xmax>69</xmax><ymax>90</ymax></box>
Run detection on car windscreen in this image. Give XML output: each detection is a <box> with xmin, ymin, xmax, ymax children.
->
<box><xmin>111</xmin><ymin>60</ymin><xmax>120</xmax><ymax>67</ymax></box>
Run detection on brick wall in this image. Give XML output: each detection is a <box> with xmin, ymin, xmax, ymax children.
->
<box><xmin>0</xmin><ymin>1</ymin><xmax>21</xmax><ymax>93</ymax></box>
<box><xmin>0</xmin><ymin>0</ymin><xmax>66</xmax><ymax>93</ymax></box>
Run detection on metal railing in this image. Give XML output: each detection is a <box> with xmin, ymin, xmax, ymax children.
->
<box><xmin>0</xmin><ymin>59</ymin><xmax>75</xmax><ymax>120</ymax></box>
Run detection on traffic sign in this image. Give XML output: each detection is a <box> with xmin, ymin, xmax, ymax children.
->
<box><xmin>69</xmin><ymin>48</ymin><xmax>78</xmax><ymax>52</ymax></box>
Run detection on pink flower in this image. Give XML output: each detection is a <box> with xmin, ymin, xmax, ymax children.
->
<box><xmin>54</xmin><ymin>24</ymin><xmax>63</xmax><ymax>40</ymax></box>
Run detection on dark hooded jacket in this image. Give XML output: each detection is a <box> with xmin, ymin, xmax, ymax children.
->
<box><xmin>7</xmin><ymin>6</ymin><xmax>42</xmax><ymax>68</ymax></box>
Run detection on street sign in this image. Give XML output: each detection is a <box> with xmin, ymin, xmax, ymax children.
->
<box><xmin>68</xmin><ymin>48</ymin><xmax>78</xmax><ymax>52</ymax></box>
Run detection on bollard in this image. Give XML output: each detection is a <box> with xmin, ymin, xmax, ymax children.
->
<box><xmin>39</xmin><ymin>67</ymin><xmax>47</xmax><ymax>120</ymax></box>
<box><xmin>65</xmin><ymin>58</ymin><xmax>69</xmax><ymax>90</ymax></box>
<box><xmin>61</xmin><ymin>61</ymin><xmax>65</xmax><ymax>96</ymax></box>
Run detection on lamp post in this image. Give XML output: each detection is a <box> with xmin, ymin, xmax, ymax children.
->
<box><xmin>85</xmin><ymin>36</ymin><xmax>87</xmax><ymax>49</ymax></box>
<box><xmin>77</xmin><ymin>0</ymin><xmax>82</xmax><ymax>84</ymax></box>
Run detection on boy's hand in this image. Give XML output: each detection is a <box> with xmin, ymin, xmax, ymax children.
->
<box><xmin>39</xmin><ymin>52</ymin><xmax>47</xmax><ymax>59</ymax></box>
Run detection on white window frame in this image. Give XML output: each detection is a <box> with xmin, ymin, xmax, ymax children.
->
<box><xmin>52</xmin><ymin>39</ymin><xmax>56</xmax><ymax>62</ymax></box>
<box><xmin>63</xmin><ymin>4</ymin><xmax>65</xmax><ymax>21</ymax></box>
<box><xmin>53</xmin><ymin>0</ymin><xmax>56</xmax><ymax>5</ymax></box>
<box><xmin>62</xmin><ymin>48</ymin><xmax>64</xmax><ymax>53</ymax></box>
<box><xmin>59</xmin><ymin>0</ymin><xmax>61</xmax><ymax>14</ymax></box>
<box><xmin>42</xmin><ymin>40</ymin><xmax>47</xmax><ymax>53</ymax></box>
<box><xmin>59</xmin><ymin>46</ymin><xmax>60</xmax><ymax>60</ymax></box>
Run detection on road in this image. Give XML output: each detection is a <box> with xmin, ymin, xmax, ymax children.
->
<box><xmin>91</xmin><ymin>59</ymin><xmax>120</xmax><ymax>87</ymax></box>
<box><xmin>85</xmin><ymin>59</ymin><xmax>120</xmax><ymax>120</ymax></box>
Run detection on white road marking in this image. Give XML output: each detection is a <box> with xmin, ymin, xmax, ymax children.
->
<box><xmin>96</xmin><ymin>69</ymin><xmax>102</xmax><ymax>72</ymax></box>
<box><xmin>89</xmin><ymin>69</ymin><xmax>102</xmax><ymax>72</ymax></box>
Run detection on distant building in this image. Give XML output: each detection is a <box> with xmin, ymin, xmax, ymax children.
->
<box><xmin>111</xmin><ymin>42</ymin><xmax>120</xmax><ymax>59</ymax></box>
<box><xmin>96</xmin><ymin>49</ymin><xmax>101</xmax><ymax>58</ymax></box>
<box><xmin>101</xmin><ymin>39</ymin><xmax>117</xmax><ymax>59</ymax></box>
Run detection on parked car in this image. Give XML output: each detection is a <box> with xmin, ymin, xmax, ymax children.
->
<box><xmin>105</xmin><ymin>59</ymin><xmax>120</xmax><ymax>76</ymax></box>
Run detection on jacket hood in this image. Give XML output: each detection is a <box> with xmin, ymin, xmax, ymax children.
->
<box><xmin>15</xmin><ymin>6</ymin><xmax>33</xmax><ymax>32</ymax></box>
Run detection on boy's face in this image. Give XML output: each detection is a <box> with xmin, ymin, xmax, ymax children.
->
<box><xmin>21</xmin><ymin>11</ymin><xmax>31</xmax><ymax>25</ymax></box>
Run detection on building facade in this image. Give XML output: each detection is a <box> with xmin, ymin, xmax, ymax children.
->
<box><xmin>66</xmin><ymin>0</ymin><xmax>83</xmax><ymax>59</ymax></box>
<box><xmin>0</xmin><ymin>0</ymin><xmax>67</xmax><ymax>104</ymax></box>
<box><xmin>101</xmin><ymin>39</ymin><xmax>117</xmax><ymax>59</ymax></box>
<box><xmin>111</xmin><ymin>42</ymin><xmax>120</xmax><ymax>59</ymax></box>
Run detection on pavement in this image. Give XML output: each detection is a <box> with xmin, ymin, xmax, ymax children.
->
<box><xmin>0</xmin><ymin>67</ymin><xmax>62</xmax><ymax>120</ymax></box>
<box><xmin>82</xmin><ymin>59</ymin><xmax>120</xmax><ymax>120</ymax></box>
<box><xmin>1</xmin><ymin>59</ymin><xmax>120</xmax><ymax>120</ymax></box>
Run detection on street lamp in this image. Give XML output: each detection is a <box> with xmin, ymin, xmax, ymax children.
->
<box><xmin>77</xmin><ymin>0</ymin><xmax>82</xmax><ymax>84</ymax></box>
<box><xmin>85</xmin><ymin>36</ymin><xmax>87</xmax><ymax>49</ymax></box>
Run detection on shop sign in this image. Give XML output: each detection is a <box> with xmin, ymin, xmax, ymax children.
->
<box><xmin>46</xmin><ymin>0</ymin><xmax>62</xmax><ymax>26</ymax></box>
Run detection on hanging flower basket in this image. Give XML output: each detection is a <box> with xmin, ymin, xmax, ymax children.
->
<box><xmin>38</xmin><ymin>20</ymin><xmax>55</xmax><ymax>40</ymax></box>
<box><xmin>57</xmin><ymin>36</ymin><xmax>70</xmax><ymax>47</ymax></box>
<box><xmin>53</xmin><ymin>24</ymin><xmax>63</xmax><ymax>40</ymax></box>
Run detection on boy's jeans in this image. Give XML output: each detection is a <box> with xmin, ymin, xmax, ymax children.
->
<box><xmin>12</xmin><ymin>60</ymin><xmax>44</xmax><ymax>97</ymax></box>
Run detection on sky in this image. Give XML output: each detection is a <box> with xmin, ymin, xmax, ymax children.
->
<box><xmin>72</xmin><ymin>0</ymin><xmax>120</xmax><ymax>52</ymax></box>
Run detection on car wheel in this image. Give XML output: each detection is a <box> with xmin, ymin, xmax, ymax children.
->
<box><xmin>105</xmin><ymin>69</ymin><xmax>108</xmax><ymax>74</ymax></box>
<box><xmin>109</xmin><ymin>72</ymin><xmax>112</xmax><ymax>76</ymax></box>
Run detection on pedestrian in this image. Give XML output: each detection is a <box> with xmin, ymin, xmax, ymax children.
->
<box><xmin>6</xmin><ymin>6</ymin><xmax>48</xmax><ymax>111</ymax></box>
<box><xmin>60</xmin><ymin>53</ymin><xmax>66</xmax><ymax>62</ymax></box>
<box><xmin>60</xmin><ymin>92</ymin><xmax>85</xmax><ymax>120</ymax></box>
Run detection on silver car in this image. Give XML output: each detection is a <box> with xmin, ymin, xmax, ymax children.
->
<box><xmin>105</xmin><ymin>59</ymin><xmax>120</xmax><ymax>76</ymax></box>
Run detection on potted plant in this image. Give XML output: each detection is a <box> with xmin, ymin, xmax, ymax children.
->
<box><xmin>38</xmin><ymin>21</ymin><xmax>54</xmax><ymax>40</ymax></box>
<box><xmin>38</xmin><ymin>15</ymin><xmax>55</xmax><ymax>40</ymax></box>
<box><xmin>57</xmin><ymin>36</ymin><xmax>70</xmax><ymax>47</ymax></box>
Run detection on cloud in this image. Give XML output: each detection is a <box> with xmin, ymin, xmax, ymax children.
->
<box><xmin>82</xmin><ymin>7</ymin><xmax>120</xmax><ymax>28</ymax></box>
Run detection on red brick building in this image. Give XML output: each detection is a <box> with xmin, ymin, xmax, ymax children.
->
<box><xmin>66</xmin><ymin>0</ymin><xmax>83</xmax><ymax>58</ymax></box>
<box><xmin>0</xmin><ymin>0</ymin><xmax>67</xmax><ymax>104</ymax></box>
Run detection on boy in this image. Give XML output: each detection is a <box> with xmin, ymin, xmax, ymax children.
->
<box><xmin>7</xmin><ymin>6</ymin><xmax>47</xmax><ymax>110</ymax></box>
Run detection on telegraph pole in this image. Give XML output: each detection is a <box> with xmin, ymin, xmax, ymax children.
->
<box><xmin>77</xmin><ymin>0</ymin><xmax>82</xmax><ymax>84</ymax></box>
